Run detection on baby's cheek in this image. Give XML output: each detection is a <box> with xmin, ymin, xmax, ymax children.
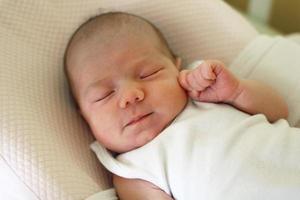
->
<box><xmin>156</xmin><ymin>78</ymin><xmax>187</xmax><ymax>101</ymax></box>
<box><xmin>87</xmin><ymin>106</ymin><xmax>117</xmax><ymax>131</ymax></box>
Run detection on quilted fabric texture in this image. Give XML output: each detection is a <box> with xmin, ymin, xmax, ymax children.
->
<box><xmin>0</xmin><ymin>0</ymin><xmax>257</xmax><ymax>199</ymax></box>
<box><xmin>0</xmin><ymin>1</ymin><xmax>112</xmax><ymax>200</ymax></box>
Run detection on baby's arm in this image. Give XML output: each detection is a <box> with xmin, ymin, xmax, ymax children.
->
<box><xmin>113</xmin><ymin>175</ymin><xmax>174</xmax><ymax>200</ymax></box>
<box><xmin>229</xmin><ymin>79</ymin><xmax>288</xmax><ymax>122</ymax></box>
<box><xmin>178</xmin><ymin>60</ymin><xmax>288</xmax><ymax>122</ymax></box>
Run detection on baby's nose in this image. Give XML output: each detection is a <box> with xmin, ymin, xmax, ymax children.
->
<box><xmin>119</xmin><ymin>85</ymin><xmax>145</xmax><ymax>108</ymax></box>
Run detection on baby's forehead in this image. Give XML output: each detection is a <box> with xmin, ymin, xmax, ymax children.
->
<box><xmin>68</xmin><ymin>20</ymin><xmax>161</xmax><ymax>67</ymax></box>
<box><xmin>70</xmin><ymin>30</ymin><xmax>163</xmax><ymax>70</ymax></box>
<box><xmin>73</xmin><ymin>13</ymin><xmax>160</xmax><ymax>47</ymax></box>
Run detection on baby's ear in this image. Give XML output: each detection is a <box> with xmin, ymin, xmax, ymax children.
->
<box><xmin>175</xmin><ymin>57</ymin><xmax>182</xmax><ymax>69</ymax></box>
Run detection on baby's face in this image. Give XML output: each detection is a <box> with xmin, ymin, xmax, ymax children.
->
<box><xmin>69</xmin><ymin>34</ymin><xmax>187</xmax><ymax>153</ymax></box>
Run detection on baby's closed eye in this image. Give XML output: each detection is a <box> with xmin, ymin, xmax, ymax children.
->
<box><xmin>94</xmin><ymin>90</ymin><xmax>114</xmax><ymax>102</ymax></box>
<box><xmin>139</xmin><ymin>67</ymin><xmax>163</xmax><ymax>79</ymax></box>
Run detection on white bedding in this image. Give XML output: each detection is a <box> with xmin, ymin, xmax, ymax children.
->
<box><xmin>230</xmin><ymin>35</ymin><xmax>300</xmax><ymax>127</ymax></box>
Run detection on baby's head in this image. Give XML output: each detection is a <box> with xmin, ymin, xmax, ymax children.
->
<box><xmin>64</xmin><ymin>12</ymin><xmax>187</xmax><ymax>153</ymax></box>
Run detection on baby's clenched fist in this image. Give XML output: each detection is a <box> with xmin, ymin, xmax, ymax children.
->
<box><xmin>178</xmin><ymin>60</ymin><xmax>241</xmax><ymax>103</ymax></box>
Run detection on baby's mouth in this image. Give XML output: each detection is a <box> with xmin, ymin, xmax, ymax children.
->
<box><xmin>125</xmin><ymin>112</ymin><xmax>153</xmax><ymax>127</ymax></box>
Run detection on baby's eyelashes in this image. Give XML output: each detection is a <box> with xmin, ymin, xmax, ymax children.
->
<box><xmin>94</xmin><ymin>90</ymin><xmax>115</xmax><ymax>102</ymax></box>
<box><xmin>139</xmin><ymin>68</ymin><xmax>163</xmax><ymax>79</ymax></box>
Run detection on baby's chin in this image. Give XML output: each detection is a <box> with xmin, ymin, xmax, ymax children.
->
<box><xmin>113</xmin><ymin>123</ymin><xmax>165</xmax><ymax>153</ymax></box>
<box><xmin>133</xmin><ymin>108</ymin><xmax>186</xmax><ymax>148</ymax></box>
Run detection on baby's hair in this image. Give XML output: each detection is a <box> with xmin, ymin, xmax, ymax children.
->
<box><xmin>63</xmin><ymin>11</ymin><xmax>176</xmax><ymax>108</ymax></box>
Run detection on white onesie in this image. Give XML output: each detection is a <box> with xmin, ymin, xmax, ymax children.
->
<box><xmin>91</xmin><ymin>101</ymin><xmax>300</xmax><ymax>200</ymax></box>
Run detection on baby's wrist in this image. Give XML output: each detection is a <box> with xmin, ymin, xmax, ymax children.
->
<box><xmin>226</xmin><ymin>79</ymin><xmax>244</xmax><ymax>105</ymax></box>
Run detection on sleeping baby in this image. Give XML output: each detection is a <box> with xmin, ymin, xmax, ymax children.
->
<box><xmin>64</xmin><ymin>12</ymin><xmax>300</xmax><ymax>199</ymax></box>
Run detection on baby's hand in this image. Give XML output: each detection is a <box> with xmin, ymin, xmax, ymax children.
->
<box><xmin>178</xmin><ymin>60</ymin><xmax>241</xmax><ymax>103</ymax></box>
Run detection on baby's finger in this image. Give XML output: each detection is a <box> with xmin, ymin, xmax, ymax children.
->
<box><xmin>178</xmin><ymin>70</ymin><xmax>193</xmax><ymax>91</ymax></box>
<box><xmin>199</xmin><ymin>62</ymin><xmax>216</xmax><ymax>80</ymax></box>
<box><xmin>187</xmin><ymin>68</ymin><xmax>215</xmax><ymax>91</ymax></box>
<box><xmin>188</xmin><ymin>90</ymin><xmax>200</xmax><ymax>100</ymax></box>
<box><xmin>186</xmin><ymin>72</ymin><xmax>207</xmax><ymax>91</ymax></box>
